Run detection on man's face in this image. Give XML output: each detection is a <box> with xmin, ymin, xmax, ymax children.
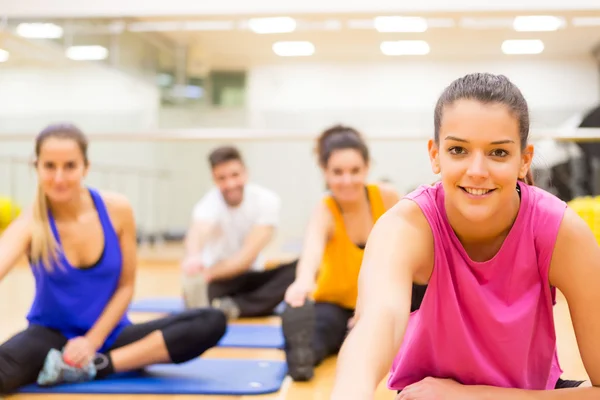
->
<box><xmin>212</xmin><ymin>160</ymin><xmax>247</xmax><ymax>206</ymax></box>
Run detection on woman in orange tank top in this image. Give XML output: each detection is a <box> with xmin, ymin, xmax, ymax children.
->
<box><xmin>281</xmin><ymin>125</ymin><xmax>401</xmax><ymax>382</ymax></box>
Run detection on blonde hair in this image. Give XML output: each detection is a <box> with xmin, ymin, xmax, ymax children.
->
<box><xmin>30</xmin><ymin>184</ymin><xmax>61</xmax><ymax>270</ymax></box>
<box><xmin>30</xmin><ymin>123</ymin><xmax>88</xmax><ymax>271</ymax></box>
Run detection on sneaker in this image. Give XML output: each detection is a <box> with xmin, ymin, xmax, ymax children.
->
<box><xmin>282</xmin><ymin>300</ymin><xmax>316</xmax><ymax>381</ymax></box>
<box><xmin>37</xmin><ymin>348</ymin><xmax>96</xmax><ymax>387</ymax></box>
<box><xmin>212</xmin><ymin>297</ymin><xmax>240</xmax><ymax>320</ymax></box>
<box><xmin>182</xmin><ymin>273</ymin><xmax>209</xmax><ymax>309</ymax></box>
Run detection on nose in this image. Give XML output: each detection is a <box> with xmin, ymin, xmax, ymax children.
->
<box><xmin>341</xmin><ymin>173</ymin><xmax>353</xmax><ymax>185</ymax></box>
<box><xmin>54</xmin><ymin>169</ymin><xmax>66</xmax><ymax>183</ymax></box>
<box><xmin>225</xmin><ymin>178</ymin><xmax>239</xmax><ymax>191</ymax></box>
<box><xmin>466</xmin><ymin>151</ymin><xmax>489</xmax><ymax>180</ymax></box>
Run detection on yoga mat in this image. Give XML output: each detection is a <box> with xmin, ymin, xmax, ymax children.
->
<box><xmin>129</xmin><ymin>297</ymin><xmax>286</xmax><ymax>315</ymax></box>
<box><xmin>18</xmin><ymin>358</ymin><xmax>288</xmax><ymax>395</ymax></box>
<box><xmin>219</xmin><ymin>324</ymin><xmax>284</xmax><ymax>349</ymax></box>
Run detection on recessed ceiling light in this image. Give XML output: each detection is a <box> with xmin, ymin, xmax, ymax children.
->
<box><xmin>66</xmin><ymin>45</ymin><xmax>109</xmax><ymax>61</ymax></box>
<box><xmin>374</xmin><ymin>16</ymin><xmax>428</xmax><ymax>32</ymax></box>
<box><xmin>272</xmin><ymin>41</ymin><xmax>314</xmax><ymax>57</ymax></box>
<box><xmin>513</xmin><ymin>16</ymin><xmax>564</xmax><ymax>32</ymax></box>
<box><xmin>501</xmin><ymin>39</ymin><xmax>544</xmax><ymax>55</ymax></box>
<box><xmin>380</xmin><ymin>40</ymin><xmax>430</xmax><ymax>56</ymax></box>
<box><xmin>248</xmin><ymin>17</ymin><xmax>296</xmax><ymax>34</ymax></box>
<box><xmin>16</xmin><ymin>23</ymin><xmax>63</xmax><ymax>38</ymax></box>
<box><xmin>0</xmin><ymin>49</ymin><xmax>9</xmax><ymax>62</ymax></box>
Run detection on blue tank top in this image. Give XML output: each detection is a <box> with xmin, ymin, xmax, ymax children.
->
<box><xmin>27</xmin><ymin>188</ymin><xmax>131</xmax><ymax>352</ymax></box>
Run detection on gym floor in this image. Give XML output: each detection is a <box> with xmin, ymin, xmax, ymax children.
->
<box><xmin>0</xmin><ymin>249</ymin><xmax>589</xmax><ymax>399</ymax></box>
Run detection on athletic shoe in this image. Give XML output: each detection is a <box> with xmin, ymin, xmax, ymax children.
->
<box><xmin>211</xmin><ymin>297</ymin><xmax>241</xmax><ymax>320</ymax></box>
<box><xmin>37</xmin><ymin>348</ymin><xmax>96</xmax><ymax>387</ymax></box>
<box><xmin>281</xmin><ymin>300</ymin><xmax>316</xmax><ymax>381</ymax></box>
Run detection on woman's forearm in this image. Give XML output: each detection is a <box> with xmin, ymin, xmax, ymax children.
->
<box><xmin>472</xmin><ymin>383</ymin><xmax>598</xmax><ymax>400</ymax></box>
<box><xmin>85</xmin><ymin>284</ymin><xmax>134</xmax><ymax>350</ymax></box>
<box><xmin>331</xmin><ymin>309</ymin><xmax>406</xmax><ymax>399</ymax></box>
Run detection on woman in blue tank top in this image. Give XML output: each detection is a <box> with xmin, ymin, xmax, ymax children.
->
<box><xmin>0</xmin><ymin>124</ymin><xmax>227</xmax><ymax>393</ymax></box>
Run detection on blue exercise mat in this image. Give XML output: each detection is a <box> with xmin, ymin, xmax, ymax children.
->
<box><xmin>129</xmin><ymin>297</ymin><xmax>184</xmax><ymax>313</ymax></box>
<box><xmin>219</xmin><ymin>324</ymin><xmax>284</xmax><ymax>349</ymax></box>
<box><xmin>18</xmin><ymin>358</ymin><xmax>288</xmax><ymax>395</ymax></box>
<box><xmin>129</xmin><ymin>297</ymin><xmax>286</xmax><ymax>314</ymax></box>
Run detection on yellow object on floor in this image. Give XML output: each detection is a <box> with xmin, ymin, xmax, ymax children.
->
<box><xmin>568</xmin><ymin>196</ymin><xmax>600</xmax><ymax>244</ymax></box>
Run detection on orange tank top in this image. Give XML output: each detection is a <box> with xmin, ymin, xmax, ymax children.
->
<box><xmin>312</xmin><ymin>184</ymin><xmax>387</xmax><ymax>310</ymax></box>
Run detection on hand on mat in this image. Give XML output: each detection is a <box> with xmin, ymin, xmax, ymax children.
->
<box><xmin>63</xmin><ymin>336</ymin><xmax>95</xmax><ymax>368</ymax></box>
<box><xmin>284</xmin><ymin>279</ymin><xmax>313</xmax><ymax>307</ymax></box>
<box><xmin>395</xmin><ymin>377</ymin><xmax>472</xmax><ymax>400</ymax></box>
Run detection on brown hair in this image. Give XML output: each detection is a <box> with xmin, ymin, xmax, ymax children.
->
<box><xmin>31</xmin><ymin>123</ymin><xmax>89</xmax><ymax>270</ymax></box>
<box><xmin>315</xmin><ymin>124</ymin><xmax>370</xmax><ymax>168</ymax></box>
<box><xmin>208</xmin><ymin>145</ymin><xmax>243</xmax><ymax>169</ymax></box>
<box><xmin>434</xmin><ymin>73</ymin><xmax>534</xmax><ymax>185</ymax></box>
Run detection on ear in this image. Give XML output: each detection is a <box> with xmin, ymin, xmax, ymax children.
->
<box><xmin>83</xmin><ymin>161</ymin><xmax>90</xmax><ymax>178</ymax></box>
<box><xmin>519</xmin><ymin>144</ymin><xmax>534</xmax><ymax>180</ymax></box>
<box><xmin>428</xmin><ymin>139</ymin><xmax>441</xmax><ymax>175</ymax></box>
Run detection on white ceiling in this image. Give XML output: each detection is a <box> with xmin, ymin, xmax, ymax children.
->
<box><xmin>2</xmin><ymin>10</ymin><xmax>600</xmax><ymax>71</ymax></box>
<box><xmin>134</xmin><ymin>11</ymin><xmax>600</xmax><ymax>71</ymax></box>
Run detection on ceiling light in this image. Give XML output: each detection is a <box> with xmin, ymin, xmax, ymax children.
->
<box><xmin>513</xmin><ymin>16</ymin><xmax>564</xmax><ymax>32</ymax></box>
<box><xmin>16</xmin><ymin>23</ymin><xmax>63</xmax><ymax>38</ymax></box>
<box><xmin>571</xmin><ymin>17</ymin><xmax>600</xmax><ymax>27</ymax></box>
<box><xmin>374</xmin><ymin>16</ymin><xmax>428</xmax><ymax>32</ymax></box>
<box><xmin>66</xmin><ymin>45</ymin><xmax>109</xmax><ymax>61</ymax></box>
<box><xmin>380</xmin><ymin>40</ymin><xmax>430</xmax><ymax>56</ymax></box>
<box><xmin>248</xmin><ymin>17</ymin><xmax>296</xmax><ymax>34</ymax></box>
<box><xmin>501</xmin><ymin>39</ymin><xmax>544</xmax><ymax>55</ymax></box>
<box><xmin>0</xmin><ymin>49</ymin><xmax>9</xmax><ymax>62</ymax></box>
<box><xmin>272</xmin><ymin>41</ymin><xmax>314</xmax><ymax>57</ymax></box>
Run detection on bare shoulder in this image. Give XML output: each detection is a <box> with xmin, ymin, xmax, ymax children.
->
<box><xmin>375</xmin><ymin>182</ymin><xmax>401</xmax><ymax>210</ymax></box>
<box><xmin>549</xmin><ymin>205</ymin><xmax>600</xmax><ymax>288</ymax></box>
<box><xmin>387</xmin><ymin>197</ymin><xmax>429</xmax><ymax>228</ymax></box>
<box><xmin>98</xmin><ymin>190</ymin><xmax>135</xmax><ymax>232</ymax></box>
<box><xmin>369</xmin><ymin>198</ymin><xmax>434</xmax><ymax>283</ymax></box>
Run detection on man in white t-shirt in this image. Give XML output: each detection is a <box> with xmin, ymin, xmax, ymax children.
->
<box><xmin>181</xmin><ymin>145</ymin><xmax>297</xmax><ymax>319</ymax></box>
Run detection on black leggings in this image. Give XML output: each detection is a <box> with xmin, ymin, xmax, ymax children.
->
<box><xmin>312</xmin><ymin>302</ymin><xmax>354</xmax><ymax>366</ymax></box>
<box><xmin>0</xmin><ymin>308</ymin><xmax>226</xmax><ymax>394</ymax></box>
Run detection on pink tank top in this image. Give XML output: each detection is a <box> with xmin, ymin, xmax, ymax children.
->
<box><xmin>388</xmin><ymin>181</ymin><xmax>567</xmax><ymax>391</ymax></box>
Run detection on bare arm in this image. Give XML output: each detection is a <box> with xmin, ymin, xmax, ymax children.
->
<box><xmin>183</xmin><ymin>219</ymin><xmax>215</xmax><ymax>258</ymax></box>
<box><xmin>331</xmin><ymin>200</ymin><xmax>433</xmax><ymax>399</ymax></box>
<box><xmin>208</xmin><ymin>224</ymin><xmax>275</xmax><ymax>281</ymax></box>
<box><xmin>85</xmin><ymin>193</ymin><xmax>137</xmax><ymax>350</ymax></box>
<box><xmin>294</xmin><ymin>201</ymin><xmax>333</xmax><ymax>285</ymax></box>
<box><xmin>0</xmin><ymin>212</ymin><xmax>32</xmax><ymax>282</ymax></box>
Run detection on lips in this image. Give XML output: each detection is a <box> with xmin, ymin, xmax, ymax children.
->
<box><xmin>460</xmin><ymin>187</ymin><xmax>495</xmax><ymax>196</ymax></box>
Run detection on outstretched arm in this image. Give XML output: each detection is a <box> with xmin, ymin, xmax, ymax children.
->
<box><xmin>284</xmin><ymin>201</ymin><xmax>332</xmax><ymax>306</ymax></box>
<box><xmin>0</xmin><ymin>211</ymin><xmax>32</xmax><ymax>282</ymax></box>
<box><xmin>331</xmin><ymin>199</ymin><xmax>433</xmax><ymax>399</ymax></box>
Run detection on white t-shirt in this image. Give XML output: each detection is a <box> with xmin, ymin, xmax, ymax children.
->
<box><xmin>191</xmin><ymin>182</ymin><xmax>281</xmax><ymax>271</ymax></box>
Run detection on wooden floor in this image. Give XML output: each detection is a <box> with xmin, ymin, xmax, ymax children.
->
<box><xmin>0</xmin><ymin>252</ymin><xmax>590</xmax><ymax>399</ymax></box>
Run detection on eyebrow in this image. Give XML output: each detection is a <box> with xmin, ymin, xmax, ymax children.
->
<box><xmin>444</xmin><ymin>135</ymin><xmax>515</xmax><ymax>145</ymax></box>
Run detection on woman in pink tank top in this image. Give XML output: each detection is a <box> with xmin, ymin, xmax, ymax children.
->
<box><xmin>330</xmin><ymin>73</ymin><xmax>600</xmax><ymax>399</ymax></box>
